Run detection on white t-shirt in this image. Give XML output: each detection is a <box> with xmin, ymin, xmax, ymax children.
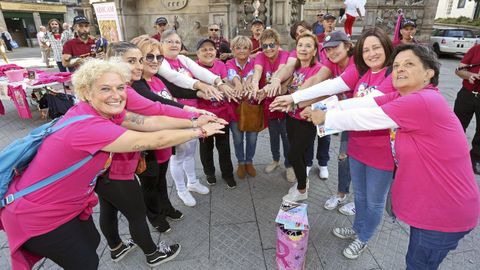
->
<box><xmin>344</xmin><ymin>0</ymin><xmax>366</xmax><ymax>17</ymax></box>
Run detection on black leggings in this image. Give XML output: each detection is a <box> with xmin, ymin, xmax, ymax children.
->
<box><xmin>23</xmin><ymin>216</ymin><xmax>100</xmax><ymax>270</ymax></box>
<box><xmin>138</xmin><ymin>159</ymin><xmax>174</xmax><ymax>227</ymax></box>
<box><xmin>286</xmin><ymin>115</ymin><xmax>317</xmax><ymax>190</ymax></box>
<box><xmin>95</xmin><ymin>176</ymin><xmax>157</xmax><ymax>254</ymax></box>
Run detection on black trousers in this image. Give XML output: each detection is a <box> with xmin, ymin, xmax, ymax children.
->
<box><xmin>454</xmin><ymin>87</ymin><xmax>480</xmax><ymax>162</ymax></box>
<box><xmin>95</xmin><ymin>176</ymin><xmax>157</xmax><ymax>254</ymax></box>
<box><xmin>199</xmin><ymin>125</ymin><xmax>234</xmax><ymax>178</ymax></box>
<box><xmin>23</xmin><ymin>216</ymin><xmax>100</xmax><ymax>270</ymax></box>
<box><xmin>138</xmin><ymin>157</ymin><xmax>174</xmax><ymax>227</ymax></box>
<box><xmin>286</xmin><ymin>116</ymin><xmax>317</xmax><ymax>190</ymax></box>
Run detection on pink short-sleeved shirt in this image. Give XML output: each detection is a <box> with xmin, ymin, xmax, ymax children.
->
<box><xmin>323</xmin><ymin>56</ymin><xmax>355</xmax><ymax>99</ymax></box>
<box><xmin>196</xmin><ymin>60</ymin><xmax>233</xmax><ymax>122</ymax></box>
<box><xmin>288</xmin><ymin>63</ymin><xmax>322</xmax><ymax>120</ymax></box>
<box><xmin>0</xmin><ymin>101</ymin><xmax>127</xmax><ymax>269</ymax></box>
<box><xmin>341</xmin><ymin>67</ymin><xmax>396</xmax><ymax>171</ymax></box>
<box><xmin>375</xmin><ymin>87</ymin><xmax>480</xmax><ymax>232</ymax></box>
<box><xmin>226</xmin><ymin>58</ymin><xmax>255</xmax><ymax>122</ymax></box>
<box><xmin>289</xmin><ymin>48</ymin><xmax>329</xmax><ymax>66</ymax></box>
<box><xmin>165</xmin><ymin>57</ymin><xmax>198</xmax><ymax>107</ymax></box>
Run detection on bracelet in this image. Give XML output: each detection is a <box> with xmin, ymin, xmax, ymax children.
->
<box><xmin>191</xmin><ymin>117</ymin><xmax>198</xmax><ymax>128</ymax></box>
<box><xmin>196</xmin><ymin>127</ymin><xmax>208</xmax><ymax>139</ymax></box>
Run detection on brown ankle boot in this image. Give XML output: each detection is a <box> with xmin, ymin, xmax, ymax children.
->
<box><xmin>237</xmin><ymin>164</ymin><xmax>246</xmax><ymax>179</ymax></box>
<box><xmin>245</xmin><ymin>163</ymin><xmax>257</xmax><ymax>177</ymax></box>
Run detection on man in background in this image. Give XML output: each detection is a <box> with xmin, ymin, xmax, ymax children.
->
<box><xmin>250</xmin><ymin>18</ymin><xmax>264</xmax><ymax>56</ymax></box>
<box><xmin>152</xmin><ymin>17</ymin><xmax>168</xmax><ymax>41</ymax></box>
<box><xmin>312</xmin><ymin>13</ymin><xmax>325</xmax><ymax>35</ymax></box>
<box><xmin>37</xmin><ymin>26</ymin><xmax>53</xmax><ymax>68</ymax></box>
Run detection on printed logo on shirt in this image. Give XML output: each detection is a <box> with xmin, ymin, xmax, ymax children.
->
<box><xmin>157</xmin><ymin>89</ymin><xmax>173</xmax><ymax>100</ymax></box>
<box><xmin>287</xmin><ymin>71</ymin><xmax>306</xmax><ymax>94</ymax></box>
<box><xmin>356</xmin><ymin>83</ymin><xmax>377</xmax><ymax>98</ymax></box>
<box><xmin>177</xmin><ymin>67</ymin><xmax>192</xmax><ymax>78</ymax></box>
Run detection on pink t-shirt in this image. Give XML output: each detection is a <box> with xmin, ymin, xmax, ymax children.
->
<box><xmin>341</xmin><ymin>67</ymin><xmax>396</xmax><ymax>171</ymax></box>
<box><xmin>165</xmin><ymin>57</ymin><xmax>198</xmax><ymax>107</ymax></box>
<box><xmin>255</xmin><ymin>50</ymin><xmax>289</xmax><ymax>88</ymax></box>
<box><xmin>226</xmin><ymin>58</ymin><xmax>255</xmax><ymax>122</ymax></box>
<box><xmin>0</xmin><ymin>101</ymin><xmax>127</xmax><ymax>269</ymax></box>
<box><xmin>108</xmin><ymin>86</ymin><xmax>196</xmax><ymax>180</ymax></box>
<box><xmin>375</xmin><ymin>87</ymin><xmax>480</xmax><ymax>232</ymax></box>
<box><xmin>145</xmin><ymin>76</ymin><xmax>175</xmax><ymax>163</ymax></box>
<box><xmin>323</xmin><ymin>56</ymin><xmax>356</xmax><ymax>99</ymax></box>
<box><xmin>196</xmin><ymin>60</ymin><xmax>233</xmax><ymax>122</ymax></box>
<box><xmin>288</xmin><ymin>63</ymin><xmax>322</xmax><ymax>120</ymax></box>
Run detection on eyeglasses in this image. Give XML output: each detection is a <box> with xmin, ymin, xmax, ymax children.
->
<box><xmin>209</xmin><ymin>29</ymin><xmax>219</xmax><ymax>32</ymax></box>
<box><xmin>163</xmin><ymin>40</ymin><xmax>181</xmax><ymax>45</ymax></box>
<box><xmin>145</xmin><ymin>53</ymin><xmax>164</xmax><ymax>62</ymax></box>
<box><xmin>261</xmin><ymin>43</ymin><xmax>276</xmax><ymax>49</ymax></box>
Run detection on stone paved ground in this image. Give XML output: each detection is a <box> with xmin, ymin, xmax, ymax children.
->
<box><xmin>0</xmin><ymin>48</ymin><xmax>479</xmax><ymax>270</ymax></box>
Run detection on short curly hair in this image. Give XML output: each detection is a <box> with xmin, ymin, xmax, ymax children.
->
<box><xmin>133</xmin><ymin>37</ymin><xmax>162</xmax><ymax>55</ymax></box>
<box><xmin>260</xmin><ymin>28</ymin><xmax>281</xmax><ymax>45</ymax></box>
<box><xmin>72</xmin><ymin>58</ymin><xmax>131</xmax><ymax>101</ymax></box>
<box><xmin>230</xmin><ymin>35</ymin><xmax>252</xmax><ymax>50</ymax></box>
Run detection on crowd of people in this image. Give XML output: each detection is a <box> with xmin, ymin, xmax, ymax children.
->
<box><xmin>0</xmin><ymin>4</ymin><xmax>479</xmax><ymax>270</ymax></box>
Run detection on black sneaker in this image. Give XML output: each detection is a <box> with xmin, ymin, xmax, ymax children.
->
<box><xmin>206</xmin><ymin>175</ymin><xmax>217</xmax><ymax>186</ymax></box>
<box><xmin>154</xmin><ymin>218</ymin><xmax>171</xmax><ymax>233</ymax></box>
<box><xmin>146</xmin><ymin>242</ymin><xmax>181</xmax><ymax>267</ymax></box>
<box><xmin>166</xmin><ymin>208</ymin><xmax>184</xmax><ymax>221</ymax></box>
<box><xmin>110</xmin><ymin>239</ymin><xmax>137</xmax><ymax>262</ymax></box>
<box><xmin>223</xmin><ymin>177</ymin><xmax>237</xmax><ymax>189</ymax></box>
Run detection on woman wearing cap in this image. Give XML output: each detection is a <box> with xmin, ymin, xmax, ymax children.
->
<box><xmin>393</xmin><ymin>20</ymin><xmax>418</xmax><ymax>47</ymax></box>
<box><xmin>0</xmin><ymin>58</ymin><xmax>226</xmax><ymax>270</ymax></box>
<box><xmin>161</xmin><ymin>30</ymin><xmax>238</xmax><ymax>189</ymax></box>
<box><xmin>195</xmin><ymin>38</ymin><xmax>236</xmax><ymax>193</ymax></box>
<box><xmin>247</xmin><ymin>28</ymin><xmax>294</xmax><ymax>181</ymax></box>
<box><xmin>280</xmin><ymin>32</ymin><xmax>323</xmax><ymax>202</ymax></box>
<box><xmin>307</xmin><ymin>44</ymin><xmax>479</xmax><ymax>270</ymax></box>
<box><xmin>225</xmin><ymin>36</ymin><xmax>260</xmax><ymax>180</ymax></box>
<box><xmin>271</xmin><ymin>27</ymin><xmax>396</xmax><ymax>259</ymax></box>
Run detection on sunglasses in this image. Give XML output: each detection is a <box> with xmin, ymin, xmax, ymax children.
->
<box><xmin>261</xmin><ymin>42</ymin><xmax>276</xmax><ymax>49</ymax></box>
<box><xmin>145</xmin><ymin>53</ymin><xmax>164</xmax><ymax>62</ymax></box>
<box><xmin>209</xmin><ymin>28</ymin><xmax>219</xmax><ymax>32</ymax></box>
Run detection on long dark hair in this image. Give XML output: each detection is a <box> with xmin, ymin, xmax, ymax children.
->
<box><xmin>47</xmin><ymin>19</ymin><xmax>63</xmax><ymax>34</ymax></box>
<box><xmin>354</xmin><ymin>27</ymin><xmax>394</xmax><ymax>75</ymax></box>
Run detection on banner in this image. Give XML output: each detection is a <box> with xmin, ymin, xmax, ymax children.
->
<box><xmin>93</xmin><ymin>2</ymin><xmax>123</xmax><ymax>42</ymax></box>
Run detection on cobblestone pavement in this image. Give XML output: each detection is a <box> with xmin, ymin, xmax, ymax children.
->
<box><xmin>0</xmin><ymin>48</ymin><xmax>479</xmax><ymax>270</ymax></box>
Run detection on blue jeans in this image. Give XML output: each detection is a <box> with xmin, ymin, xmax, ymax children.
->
<box><xmin>338</xmin><ymin>132</ymin><xmax>351</xmax><ymax>194</ymax></box>
<box><xmin>230</xmin><ymin>121</ymin><xmax>258</xmax><ymax>164</ymax></box>
<box><xmin>305</xmin><ymin>135</ymin><xmax>331</xmax><ymax>167</ymax></box>
<box><xmin>406</xmin><ymin>227</ymin><xmax>471</xmax><ymax>270</ymax></box>
<box><xmin>268</xmin><ymin>118</ymin><xmax>290</xmax><ymax>167</ymax></box>
<box><xmin>350</xmin><ymin>157</ymin><xmax>393</xmax><ymax>243</ymax></box>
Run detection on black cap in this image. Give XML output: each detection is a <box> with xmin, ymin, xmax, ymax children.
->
<box><xmin>196</xmin><ymin>38</ymin><xmax>216</xmax><ymax>51</ymax></box>
<box><xmin>251</xmin><ymin>18</ymin><xmax>264</xmax><ymax>26</ymax></box>
<box><xmin>155</xmin><ymin>17</ymin><xmax>168</xmax><ymax>25</ymax></box>
<box><xmin>73</xmin><ymin>16</ymin><xmax>89</xmax><ymax>25</ymax></box>
<box><xmin>401</xmin><ymin>19</ymin><xmax>416</xmax><ymax>28</ymax></box>
<box><xmin>323</xmin><ymin>13</ymin><xmax>336</xmax><ymax>20</ymax></box>
<box><xmin>322</xmin><ymin>31</ymin><xmax>350</xmax><ymax>50</ymax></box>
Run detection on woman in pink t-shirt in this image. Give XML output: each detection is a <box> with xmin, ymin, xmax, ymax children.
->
<box><xmin>195</xmin><ymin>38</ymin><xmax>237</xmax><ymax>194</ymax></box>
<box><xmin>225</xmin><ymin>36</ymin><xmax>260</xmax><ymax>180</ymax></box>
<box><xmin>280</xmin><ymin>33</ymin><xmax>322</xmax><ymax>202</ymax></box>
<box><xmin>0</xmin><ymin>59</ymin><xmax>226</xmax><ymax>270</ymax></box>
<box><xmin>271</xmin><ymin>28</ymin><xmax>396</xmax><ymax>260</ymax></box>
<box><xmin>247</xmin><ymin>28</ymin><xmax>295</xmax><ymax>181</ymax></box>
<box><xmin>310</xmin><ymin>44</ymin><xmax>479</xmax><ymax>270</ymax></box>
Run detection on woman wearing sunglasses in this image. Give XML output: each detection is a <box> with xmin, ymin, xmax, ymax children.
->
<box><xmin>133</xmin><ymin>37</ymin><xmax>214</xmax><ymax>208</ymax></box>
<box><xmin>247</xmin><ymin>28</ymin><xmax>295</xmax><ymax>182</ymax></box>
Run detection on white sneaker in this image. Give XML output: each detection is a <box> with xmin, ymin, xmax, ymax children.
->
<box><xmin>324</xmin><ymin>194</ymin><xmax>348</xmax><ymax>210</ymax></box>
<box><xmin>286</xmin><ymin>167</ymin><xmax>296</xmax><ymax>182</ymax></box>
<box><xmin>282</xmin><ymin>189</ymin><xmax>308</xmax><ymax>202</ymax></box>
<box><xmin>343</xmin><ymin>239</ymin><xmax>367</xmax><ymax>259</ymax></box>
<box><xmin>288</xmin><ymin>179</ymin><xmax>310</xmax><ymax>194</ymax></box>
<box><xmin>187</xmin><ymin>182</ymin><xmax>210</xmax><ymax>195</ymax></box>
<box><xmin>265</xmin><ymin>160</ymin><xmax>280</xmax><ymax>173</ymax></box>
<box><xmin>339</xmin><ymin>202</ymin><xmax>356</xmax><ymax>216</ymax></box>
<box><xmin>332</xmin><ymin>227</ymin><xmax>357</xmax><ymax>240</ymax></box>
<box><xmin>177</xmin><ymin>190</ymin><xmax>196</xmax><ymax>207</ymax></box>
<box><xmin>319</xmin><ymin>166</ymin><xmax>329</xmax><ymax>180</ymax></box>
<box><xmin>306</xmin><ymin>166</ymin><xmax>312</xmax><ymax>176</ymax></box>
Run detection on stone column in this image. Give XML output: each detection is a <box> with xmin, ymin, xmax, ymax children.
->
<box><xmin>0</xmin><ymin>10</ymin><xmax>7</xmax><ymax>30</ymax></box>
<box><xmin>209</xmin><ymin>0</ymin><xmax>230</xmax><ymax>39</ymax></box>
<box><xmin>33</xmin><ymin>12</ymin><xmax>42</xmax><ymax>31</ymax></box>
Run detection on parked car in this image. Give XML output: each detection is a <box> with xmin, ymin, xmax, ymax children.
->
<box><xmin>430</xmin><ymin>28</ymin><xmax>479</xmax><ymax>57</ymax></box>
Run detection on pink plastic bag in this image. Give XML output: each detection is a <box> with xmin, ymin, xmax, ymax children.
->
<box><xmin>276</xmin><ymin>224</ymin><xmax>309</xmax><ymax>270</ymax></box>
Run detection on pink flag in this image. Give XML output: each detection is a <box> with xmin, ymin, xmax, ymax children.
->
<box><xmin>393</xmin><ymin>10</ymin><xmax>404</xmax><ymax>44</ymax></box>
